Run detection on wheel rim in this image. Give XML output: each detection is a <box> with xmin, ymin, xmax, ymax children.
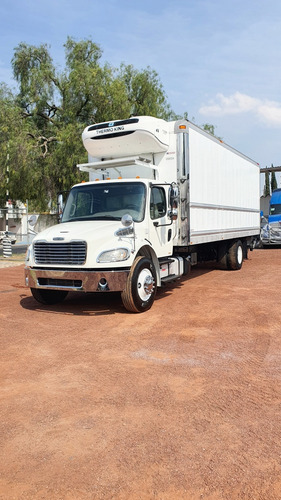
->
<box><xmin>137</xmin><ymin>268</ymin><xmax>155</xmax><ymax>302</ymax></box>
<box><xmin>237</xmin><ymin>245</ymin><xmax>243</xmax><ymax>264</ymax></box>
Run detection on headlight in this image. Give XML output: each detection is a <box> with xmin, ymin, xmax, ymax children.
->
<box><xmin>97</xmin><ymin>248</ymin><xmax>130</xmax><ymax>263</ymax></box>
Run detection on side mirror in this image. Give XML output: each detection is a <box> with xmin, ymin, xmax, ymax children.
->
<box><xmin>115</xmin><ymin>214</ymin><xmax>135</xmax><ymax>237</ymax></box>
<box><xmin>57</xmin><ymin>193</ymin><xmax>64</xmax><ymax>214</ymax></box>
<box><xmin>121</xmin><ymin>214</ymin><xmax>133</xmax><ymax>227</ymax></box>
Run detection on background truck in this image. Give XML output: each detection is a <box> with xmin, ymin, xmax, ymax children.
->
<box><xmin>268</xmin><ymin>188</ymin><xmax>281</xmax><ymax>223</ymax></box>
<box><xmin>260</xmin><ymin>188</ymin><xmax>281</xmax><ymax>246</ymax></box>
<box><xmin>25</xmin><ymin>116</ymin><xmax>260</xmax><ymax>312</ymax></box>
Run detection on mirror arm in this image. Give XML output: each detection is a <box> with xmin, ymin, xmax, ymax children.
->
<box><xmin>153</xmin><ymin>219</ymin><xmax>173</xmax><ymax>227</ymax></box>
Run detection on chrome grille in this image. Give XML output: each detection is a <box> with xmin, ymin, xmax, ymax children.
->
<box><xmin>34</xmin><ymin>241</ymin><xmax>87</xmax><ymax>265</ymax></box>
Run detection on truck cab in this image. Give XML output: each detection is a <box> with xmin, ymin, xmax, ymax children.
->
<box><xmin>25</xmin><ymin>117</ymin><xmax>184</xmax><ymax>312</ymax></box>
<box><xmin>268</xmin><ymin>188</ymin><xmax>281</xmax><ymax>223</ymax></box>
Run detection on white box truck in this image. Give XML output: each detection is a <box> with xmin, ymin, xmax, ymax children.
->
<box><xmin>25</xmin><ymin>116</ymin><xmax>260</xmax><ymax>312</ymax></box>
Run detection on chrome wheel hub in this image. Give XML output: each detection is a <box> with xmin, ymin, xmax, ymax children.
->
<box><xmin>237</xmin><ymin>245</ymin><xmax>243</xmax><ymax>264</ymax></box>
<box><xmin>137</xmin><ymin>269</ymin><xmax>155</xmax><ymax>302</ymax></box>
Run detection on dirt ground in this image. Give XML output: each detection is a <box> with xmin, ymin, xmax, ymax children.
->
<box><xmin>1</xmin><ymin>249</ymin><xmax>281</xmax><ymax>500</ymax></box>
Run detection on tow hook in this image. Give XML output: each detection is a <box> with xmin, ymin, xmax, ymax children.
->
<box><xmin>97</xmin><ymin>278</ymin><xmax>109</xmax><ymax>291</ymax></box>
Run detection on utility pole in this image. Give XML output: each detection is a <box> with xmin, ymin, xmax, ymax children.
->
<box><xmin>3</xmin><ymin>143</ymin><xmax>12</xmax><ymax>258</ymax></box>
<box><xmin>6</xmin><ymin>143</ymin><xmax>9</xmax><ymax>234</ymax></box>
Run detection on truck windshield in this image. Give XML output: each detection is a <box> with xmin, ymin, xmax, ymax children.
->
<box><xmin>62</xmin><ymin>182</ymin><xmax>146</xmax><ymax>223</ymax></box>
<box><xmin>270</xmin><ymin>204</ymin><xmax>281</xmax><ymax>215</ymax></box>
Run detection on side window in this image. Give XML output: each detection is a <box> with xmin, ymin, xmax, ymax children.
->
<box><xmin>150</xmin><ymin>187</ymin><xmax>166</xmax><ymax>220</ymax></box>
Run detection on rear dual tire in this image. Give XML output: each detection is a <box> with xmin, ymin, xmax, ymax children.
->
<box><xmin>227</xmin><ymin>240</ymin><xmax>243</xmax><ymax>270</ymax></box>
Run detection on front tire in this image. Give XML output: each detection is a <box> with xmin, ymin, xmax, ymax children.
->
<box><xmin>31</xmin><ymin>288</ymin><xmax>68</xmax><ymax>305</ymax></box>
<box><xmin>227</xmin><ymin>240</ymin><xmax>243</xmax><ymax>270</ymax></box>
<box><xmin>121</xmin><ymin>256</ymin><xmax>157</xmax><ymax>312</ymax></box>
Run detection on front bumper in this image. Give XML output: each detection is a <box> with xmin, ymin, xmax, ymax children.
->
<box><xmin>261</xmin><ymin>239</ymin><xmax>281</xmax><ymax>245</ymax></box>
<box><xmin>24</xmin><ymin>267</ymin><xmax>130</xmax><ymax>292</ymax></box>
<box><xmin>261</xmin><ymin>224</ymin><xmax>281</xmax><ymax>245</ymax></box>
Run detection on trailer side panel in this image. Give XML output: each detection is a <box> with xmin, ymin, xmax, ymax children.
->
<box><xmin>188</xmin><ymin>127</ymin><xmax>260</xmax><ymax>245</ymax></box>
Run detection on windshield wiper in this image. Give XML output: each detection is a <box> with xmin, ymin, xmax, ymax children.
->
<box><xmin>91</xmin><ymin>215</ymin><xmax>120</xmax><ymax>221</ymax></box>
<box><xmin>62</xmin><ymin>215</ymin><xmax>121</xmax><ymax>222</ymax></box>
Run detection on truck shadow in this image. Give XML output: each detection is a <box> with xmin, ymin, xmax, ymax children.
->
<box><xmin>259</xmin><ymin>244</ymin><xmax>281</xmax><ymax>249</ymax></box>
<box><xmin>155</xmin><ymin>264</ymin><xmax>216</xmax><ymax>300</ymax></box>
<box><xmin>20</xmin><ymin>265</ymin><xmax>215</xmax><ymax>316</ymax></box>
<box><xmin>20</xmin><ymin>291</ymin><xmax>126</xmax><ymax>316</ymax></box>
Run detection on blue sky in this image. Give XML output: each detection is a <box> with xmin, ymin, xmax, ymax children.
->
<box><xmin>1</xmin><ymin>0</ymin><xmax>281</xmax><ymax>185</ymax></box>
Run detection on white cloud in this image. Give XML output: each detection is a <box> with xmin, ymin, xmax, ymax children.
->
<box><xmin>199</xmin><ymin>92</ymin><xmax>281</xmax><ymax>127</ymax></box>
<box><xmin>258</xmin><ymin>103</ymin><xmax>281</xmax><ymax>126</ymax></box>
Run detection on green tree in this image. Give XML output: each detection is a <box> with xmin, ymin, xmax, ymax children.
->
<box><xmin>264</xmin><ymin>170</ymin><xmax>270</xmax><ymax>197</ymax></box>
<box><xmin>202</xmin><ymin>122</ymin><xmax>223</xmax><ymax>140</ymax></box>
<box><xmin>1</xmin><ymin>37</ymin><xmax>216</xmax><ymax>210</ymax></box>
<box><xmin>7</xmin><ymin>37</ymin><xmax>178</xmax><ymax>209</ymax></box>
<box><xmin>202</xmin><ymin>123</ymin><xmax>216</xmax><ymax>135</ymax></box>
<box><xmin>271</xmin><ymin>167</ymin><xmax>277</xmax><ymax>193</ymax></box>
<box><xmin>0</xmin><ymin>83</ymin><xmax>46</xmax><ymax>208</ymax></box>
<box><xmin>118</xmin><ymin>64</ymin><xmax>173</xmax><ymax>119</ymax></box>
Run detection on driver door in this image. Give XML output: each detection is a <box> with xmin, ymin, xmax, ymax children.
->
<box><xmin>149</xmin><ymin>186</ymin><xmax>174</xmax><ymax>257</ymax></box>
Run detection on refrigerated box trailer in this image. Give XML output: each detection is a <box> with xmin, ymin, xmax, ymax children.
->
<box><xmin>25</xmin><ymin>116</ymin><xmax>260</xmax><ymax>312</ymax></box>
